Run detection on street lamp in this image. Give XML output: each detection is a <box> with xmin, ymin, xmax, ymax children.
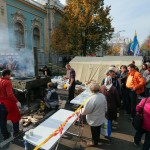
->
<box><xmin>100</xmin><ymin>0</ymin><xmax>104</xmax><ymax>6</ymax></box>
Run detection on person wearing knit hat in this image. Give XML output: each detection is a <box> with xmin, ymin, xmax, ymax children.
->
<box><xmin>108</xmin><ymin>66</ymin><xmax>116</xmax><ymax>73</ymax></box>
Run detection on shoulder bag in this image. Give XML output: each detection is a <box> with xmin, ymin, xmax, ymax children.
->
<box><xmin>132</xmin><ymin>98</ymin><xmax>148</xmax><ymax>131</ymax></box>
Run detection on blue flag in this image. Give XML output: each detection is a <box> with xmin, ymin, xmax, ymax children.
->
<box><xmin>127</xmin><ymin>39</ymin><xmax>132</xmax><ymax>55</ymax></box>
<box><xmin>130</xmin><ymin>32</ymin><xmax>140</xmax><ymax>56</ymax></box>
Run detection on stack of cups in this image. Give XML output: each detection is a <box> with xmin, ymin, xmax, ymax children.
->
<box><xmin>29</xmin><ymin>129</ymin><xmax>34</xmax><ymax>136</ymax></box>
<box><xmin>25</xmin><ymin>129</ymin><xmax>34</xmax><ymax>139</ymax></box>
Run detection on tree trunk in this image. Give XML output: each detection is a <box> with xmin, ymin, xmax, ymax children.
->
<box><xmin>83</xmin><ymin>29</ymin><xmax>87</xmax><ymax>56</ymax></box>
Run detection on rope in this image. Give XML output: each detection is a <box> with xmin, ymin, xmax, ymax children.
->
<box><xmin>34</xmin><ymin>94</ymin><xmax>91</xmax><ymax>150</ymax></box>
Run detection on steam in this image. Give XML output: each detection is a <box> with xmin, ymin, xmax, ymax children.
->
<box><xmin>0</xmin><ymin>23</ymin><xmax>35</xmax><ymax>77</ymax></box>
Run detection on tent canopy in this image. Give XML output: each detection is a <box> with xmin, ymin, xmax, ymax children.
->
<box><xmin>70</xmin><ymin>56</ymin><xmax>143</xmax><ymax>83</ymax></box>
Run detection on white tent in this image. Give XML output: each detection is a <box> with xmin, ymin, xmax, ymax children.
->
<box><xmin>70</xmin><ymin>56</ymin><xmax>143</xmax><ymax>83</ymax></box>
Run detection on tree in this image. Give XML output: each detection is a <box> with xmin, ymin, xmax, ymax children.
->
<box><xmin>106</xmin><ymin>43</ymin><xmax>121</xmax><ymax>56</ymax></box>
<box><xmin>141</xmin><ymin>35</ymin><xmax>150</xmax><ymax>52</ymax></box>
<box><xmin>51</xmin><ymin>0</ymin><xmax>114</xmax><ymax>56</ymax></box>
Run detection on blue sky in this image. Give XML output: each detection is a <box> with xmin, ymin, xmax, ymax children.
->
<box><xmin>60</xmin><ymin>0</ymin><xmax>150</xmax><ymax>44</ymax></box>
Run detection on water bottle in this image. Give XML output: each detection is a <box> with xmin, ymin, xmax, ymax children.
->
<box><xmin>24</xmin><ymin>139</ymin><xmax>28</xmax><ymax>150</ymax></box>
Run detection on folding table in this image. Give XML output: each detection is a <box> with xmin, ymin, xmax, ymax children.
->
<box><xmin>23</xmin><ymin>109</ymin><xmax>77</xmax><ymax>150</ymax></box>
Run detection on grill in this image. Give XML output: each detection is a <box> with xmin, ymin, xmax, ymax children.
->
<box><xmin>11</xmin><ymin>76</ymin><xmax>50</xmax><ymax>90</ymax></box>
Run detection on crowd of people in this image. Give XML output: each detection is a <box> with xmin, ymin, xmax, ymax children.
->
<box><xmin>79</xmin><ymin>61</ymin><xmax>150</xmax><ymax>149</ymax></box>
<box><xmin>0</xmin><ymin>60</ymin><xmax>150</xmax><ymax>150</ymax></box>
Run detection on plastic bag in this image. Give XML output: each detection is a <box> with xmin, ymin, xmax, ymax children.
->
<box><xmin>101</xmin><ymin>118</ymin><xmax>111</xmax><ymax>137</ymax></box>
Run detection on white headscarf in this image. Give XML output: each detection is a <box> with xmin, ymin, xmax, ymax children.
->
<box><xmin>104</xmin><ymin>76</ymin><xmax>112</xmax><ymax>91</ymax></box>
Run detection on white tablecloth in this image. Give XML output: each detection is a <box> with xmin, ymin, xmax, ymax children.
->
<box><xmin>24</xmin><ymin>109</ymin><xmax>77</xmax><ymax>150</ymax></box>
<box><xmin>70</xmin><ymin>89</ymin><xmax>90</xmax><ymax>105</ymax></box>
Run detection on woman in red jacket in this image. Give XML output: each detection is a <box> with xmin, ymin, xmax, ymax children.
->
<box><xmin>134</xmin><ymin>97</ymin><xmax>150</xmax><ymax>150</ymax></box>
<box><xmin>0</xmin><ymin>69</ymin><xmax>21</xmax><ymax>140</ymax></box>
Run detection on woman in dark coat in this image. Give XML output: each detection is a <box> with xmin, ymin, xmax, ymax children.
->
<box><xmin>100</xmin><ymin>76</ymin><xmax>120</xmax><ymax>121</ymax></box>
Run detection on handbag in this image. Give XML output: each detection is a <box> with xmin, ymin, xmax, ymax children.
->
<box><xmin>132</xmin><ymin>98</ymin><xmax>148</xmax><ymax>131</ymax></box>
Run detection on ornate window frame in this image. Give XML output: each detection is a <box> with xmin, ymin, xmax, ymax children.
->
<box><xmin>11</xmin><ymin>11</ymin><xmax>27</xmax><ymax>50</ymax></box>
<box><xmin>31</xmin><ymin>17</ymin><xmax>43</xmax><ymax>52</ymax></box>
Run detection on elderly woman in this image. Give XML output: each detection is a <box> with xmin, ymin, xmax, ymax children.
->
<box><xmin>82</xmin><ymin>83</ymin><xmax>107</xmax><ymax>147</ymax></box>
<box><xmin>100</xmin><ymin>76</ymin><xmax>120</xmax><ymax>123</ymax></box>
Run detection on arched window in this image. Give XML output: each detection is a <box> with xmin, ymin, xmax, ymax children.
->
<box><xmin>14</xmin><ymin>22</ymin><xmax>25</xmax><ymax>49</ymax></box>
<box><xmin>33</xmin><ymin>27</ymin><xmax>40</xmax><ymax>49</ymax></box>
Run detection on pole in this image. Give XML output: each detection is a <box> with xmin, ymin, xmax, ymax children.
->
<box><xmin>33</xmin><ymin>47</ymin><xmax>39</xmax><ymax>79</ymax></box>
<box><xmin>47</xmin><ymin>0</ymin><xmax>52</xmax><ymax>68</ymax></box>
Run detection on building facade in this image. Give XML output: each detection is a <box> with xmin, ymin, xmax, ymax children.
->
<box><xmin>0</xmin><ymin>0</ymin><xmax>64</xmax><ymax>67</ymax></box>
<box><xmin>7</xmin><ymin>0</ymin><xmax>48</xmax><ymax>66</ymax></box>
<box><xmin>108</xmin><ymin>32</ymin><xmax>129</xmax><ymax>56</ymax></box>
<box><xmin>0</xmin><ymin>0</ymin><xmax>9</xmax><ymax>51</ymax></box>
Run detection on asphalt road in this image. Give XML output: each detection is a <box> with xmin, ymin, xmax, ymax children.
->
<box><xmin>0</xmin><ymin>89</ymin><xmax>144</xmax><ymax>150</ymax></box>
<box><xmin>55</xmin><ymin>108</ymin><xmax>143</xmax><ymax>150</ymax></box>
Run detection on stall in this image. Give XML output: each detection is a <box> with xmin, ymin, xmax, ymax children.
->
<box><xmin>70</xmin><ymin>56</ymin><xmax>143</xmax><ymax>83</ymax></box>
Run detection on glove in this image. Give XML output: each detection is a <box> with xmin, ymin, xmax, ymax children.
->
<box><xmin>17</xmin><ymin>101</ymin><xmax>21</xmax><ymax>108</ymax></box>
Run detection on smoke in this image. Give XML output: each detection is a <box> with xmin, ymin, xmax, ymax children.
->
<box><xmin>0</xmin><ymin>23</ymin><xmax>35</xmax><ymax>77</ymax></box>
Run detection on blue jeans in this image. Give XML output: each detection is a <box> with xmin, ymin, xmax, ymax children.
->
<box><xmin>134</xmin><ymin>128</ymin><xmax>150</xmax><ymax>150</ymax></box>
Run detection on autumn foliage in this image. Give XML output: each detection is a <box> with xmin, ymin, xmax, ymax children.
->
<box><xmin>141</xmin><ymin>35</ymin><xmax>150</xmax><ymax>52</ymax></box>
<box><xmin>106</xmin><ymin>44</ymin><xmax>121</xmax><ymax>56</ymax></box>
<box><xmin>51</xmin><ymin>0</ymin><xmax>114</xmax><ymax>56</ymax></box>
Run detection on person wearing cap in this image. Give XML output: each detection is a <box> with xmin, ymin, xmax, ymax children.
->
<box><xmin>82</xmin><ymin>83</ymin><xmax>107</xmax><ymax>147</ymax></box>
<box><xmin>126</xmin><ymin>64</ymin><xmax>146</xmax><ymax>119</ymax></box>
<box><xmin>102</xmin><ymin>67</ymin><xmax>120</xmax><ymax>93</ymax></box>
<box><xmin>100</xmin><ymin>76</ymin><xmax>120</xmax><ymax>124</ymax></box>
<box><xmin>0</xmin><ymin>69</ymin><xmax>21</xmax><ymax>140</ymax></box>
